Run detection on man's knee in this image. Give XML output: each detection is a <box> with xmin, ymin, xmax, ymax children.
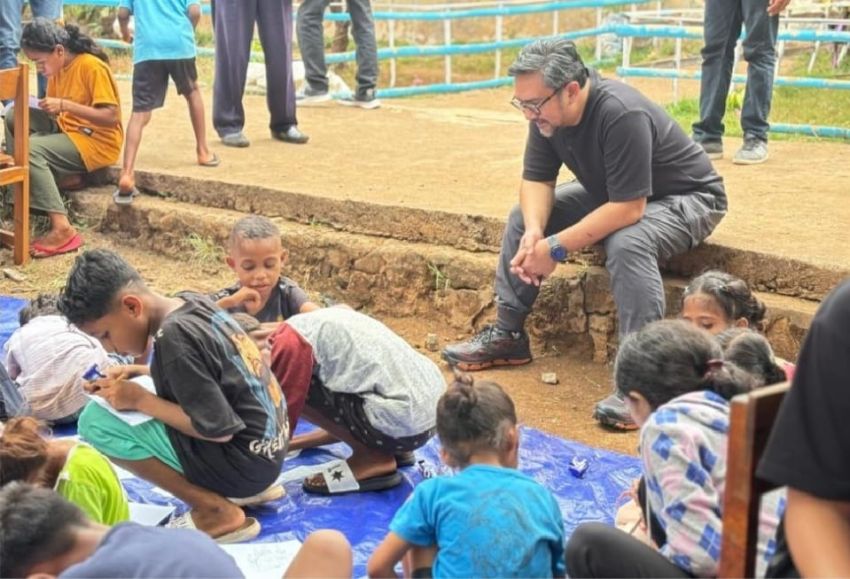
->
<box><xmin>604</xmin><ymin>229</ymin><xmax>651</xmax><ymax>267</ymax></box>
<box><xmin>742</xmin><ymin>41</ymin><xmax>776</xmax><ymax>65</ymax></box>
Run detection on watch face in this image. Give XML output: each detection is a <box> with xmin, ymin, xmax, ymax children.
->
<box><xmin>552</xmin><ymin>246</ymin><xmax>567</xmax><ymax>262</ymax></box>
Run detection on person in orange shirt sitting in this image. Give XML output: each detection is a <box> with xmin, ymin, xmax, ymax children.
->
<box><xmin>4</xmin><ymin>18</ymin><xmax>123</xmax><ymax>258</ymax></box>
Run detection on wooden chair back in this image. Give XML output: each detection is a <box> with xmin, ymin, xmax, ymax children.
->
<box><xmin>0</xmin><ymin>63</ymin><xmax>30</xmax><ymax>265</ymax></box>
<box><xmin>719</xmin><ymin>381</ymin><xmax>791</xmax><ymax>578</ymax></box>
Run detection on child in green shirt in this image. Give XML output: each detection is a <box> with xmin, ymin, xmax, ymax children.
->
<box><xmin>0</xmin><ymin>417</ymin><xmax>129</xmax><ymax>525</ymax></box>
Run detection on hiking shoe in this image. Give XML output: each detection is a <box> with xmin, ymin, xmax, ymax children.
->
<box><xmin>699</xmin><ymin>140</ymin><xmax>723</xmax><ymax>160</ymax></box>
<box><xmin>593</xmin><ymin>391</ymin><xmax>638</xmax><ymax>431</ymax></box>
<box><xmin>733</xmin><ymin>138</ymin><xmax>769</xmax><ymax>165</ymax></box>
<box><xmin>338</xmin><ymin>88</ymin><xmax>381</xmax><ymax>110</ymax></box>
<box><xmin>441</xmin><ymin>324</ymin><xmax>532</xmax><ymax>371</ymax></box>
<box><xmin>296</xmin><ymin>86</ymin><xmax>332</xmax><ymax>106</ymax></box>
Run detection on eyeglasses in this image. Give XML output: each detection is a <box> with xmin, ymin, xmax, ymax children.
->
<box><xmin>510</xmin><ymin>85</ymin><xmax>565</xmax><ymax>117</ymax></box>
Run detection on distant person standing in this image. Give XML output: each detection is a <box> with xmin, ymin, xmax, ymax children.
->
<box><xmin>296</xmin><ymin>0</ymin><xmax>381</xmax><ymax>109</ymax></box>
<box><xmin>212</xmin><ymin>0</ymin><xmax>308</xmax><ymax>147</ymax></box>
<box><xmin>691</xmin><ymin>0</ymin><xmax>790</xmax><ymax>165</ymax></box>
<box><xmin>0</xmin><ymin>0</ymin><xmax>63</xmax><ymax>98</ymax></box>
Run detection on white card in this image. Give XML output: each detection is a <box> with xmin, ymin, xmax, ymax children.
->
<box><xmin>128</xmin><ymin>502</ymin><xmax>175</xmax><ymax>526</ymax></box>
<box><xmin>86</xmin><ymin>375</ymin><xmax>156</xmax><ymax>426</ymax></box>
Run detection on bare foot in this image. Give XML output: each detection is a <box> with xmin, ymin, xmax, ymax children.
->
<box><xmin>189</xmin><ymin>500</ymin><xmax>247</xmax><ymax>539</ymax></box>
<box><xmin>117</xmin><ymin>173</ymin><xmax>136</xmax><ymax>196</ymax></box>
<box><xmin>31</xmin><ymin>226</ymin><xmax>77</xmax><ymax>251</ymax></box>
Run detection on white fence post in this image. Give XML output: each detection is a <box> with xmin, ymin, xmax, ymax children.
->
<box><xmin>495</xmin><ymin>5</ymin><xmax>504</xmax><ymax>79</ymax></box>
<box><xmin>444</xmin><ymin>17</ymin><xmax>452</xmax><ymax>84</ymax></box>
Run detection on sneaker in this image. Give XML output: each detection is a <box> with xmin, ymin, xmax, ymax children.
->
<box><xmin>699</xmin><ymin>140</ymin><xmax>723</xmax><ymax>160</ymax></box>
<box><xmin>441</xmin><ymin>324</ymin><xmax>532</xmax><ymax>371</ymax></box>
<box><xmin>296</xmin><ymin>86</ymin><xmax>332</xmax><ymax>106</ymax></box>
<box><xmin>338</xmin><ymin>89</ymin><xmax>381</xmax><ymax>110</ymax></box>
<box><xmin>593</xmin><ymin>391</ymin><xmax>638</xmax><ymax>431</ymax></box>
<box><xmin>220</xmin><ymin>131</ymin><xmax>250</xmax><ymax>148</ymax></box>
<box><xmin>733</xmin><ymin>138</ymin><xmax>769</xmax><ymax>165</ymax></box>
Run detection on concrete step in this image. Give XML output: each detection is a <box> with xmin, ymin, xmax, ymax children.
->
<box><xmin>119</xmin><ymin>170</ymin><xmax>846</xmax><ymax>303</ymax></box>
<box><xmin>72</xmin><ymin>187</ymin><xmax>818</xmax><ymax>362</ymax></box>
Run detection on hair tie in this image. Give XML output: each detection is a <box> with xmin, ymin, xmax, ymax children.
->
<box><xmin>704</xmin><ymin>358</ymin><xmax>724</xmax><ymax>378</ymax></box>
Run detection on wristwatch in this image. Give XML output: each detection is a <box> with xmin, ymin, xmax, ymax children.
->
<box><xmin>546</xmin><ymin>235</ymin><xmax>568</xmax><ymax>263</ymax></box>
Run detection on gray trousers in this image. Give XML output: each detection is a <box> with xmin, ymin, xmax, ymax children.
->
<box><xmin>212</xmin><ymin>0</ymin><xmax>298</xmax><ymax>136</ymax></box>
<box><xmin>495</xmin><ymin>182</ymin><xmax>726</xmax><ymax>338</ymax></box>
<box><xmin>5</xmin><ymin>107</ymin><xmax>85</xmax><ymax>215</ymax></box>
<box><xmin>692</xmin><ymin>0</ymin><xmax>778</xmax><ymax>143</ymax></box>
<box><xmin>297</xmin><ymin>0</ymin><xmax>379</xmax><ymax>95</ymax></box>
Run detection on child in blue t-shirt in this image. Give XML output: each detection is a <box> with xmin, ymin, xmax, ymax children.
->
<box><xmin>368</xmin><ymin>378</ymin><xmax>566</xmax><ymax>578</ymax></box>
<box><xmin>114</xmin><ymin>0</ymin><xmax>218</xmax><ymax>204</ymax></box>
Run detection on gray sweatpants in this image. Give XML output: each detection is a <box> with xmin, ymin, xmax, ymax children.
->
<box><xmin>212</xmin><ymin>0</ymin><xmax>298</xmax><ymax>136</ymax></box>
<box><xmin>495</xmin><ymin>182</ymin><xmax>727</xmax><ymax>338</ymax></box>
<box><xmin>297</xmin><ymin>0</ymin><xmax>379</xmax><ymax>95</ymax></box>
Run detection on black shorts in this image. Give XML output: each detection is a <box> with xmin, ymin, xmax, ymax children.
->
<box><xmin>306</xmin><ymin>375</ymin><xmax>434</xmax><ymax>453</ymax></box>
<box><xmin>132</xmin><ymin>58</ymin><xmax>198</xmax><ymax>112</ymax></box>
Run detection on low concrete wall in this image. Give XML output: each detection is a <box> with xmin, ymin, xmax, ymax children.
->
<box><xmin>73</xmin><ymin>188</ymin><xmax>817</xmax><ymax>362</ymax></box>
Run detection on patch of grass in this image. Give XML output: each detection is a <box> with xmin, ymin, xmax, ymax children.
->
<box><xmin>427</xmin><ymin>262</ymin><xmax>451</xmax><ymax>292</ymax></box>
<box><xmin>184</xmin><ymin>233</ymin><xmax>225</xmax><ymax>267</ymax></box>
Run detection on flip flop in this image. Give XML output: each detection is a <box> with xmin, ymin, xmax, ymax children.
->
<box><xmin>30</xmin><ymin>233</ymin><xmax>84</xmax><ymax>258</ymax></box>
<box><xmin>199</xmin><ymin>153</ymin><xmax>221</xmax><ymax>167</ymax></box>
<box><xmin>113</xmin><ymin>186</ymin><xmax>139</xmax><ymax>206</ymax></box>
<box><xmin>228</xmin><ymin>482</ymin><xmax>286</xmax><ymax>507</ymax></box>
<box><xmin>302</xmin><ymin>461</ymin><xmax>403</xmax><ymax>495</ymax></box>
<box><xmin>166</xmin><ymin>511</ymin><xmax>261</xmax><ymax>544</ymax></box>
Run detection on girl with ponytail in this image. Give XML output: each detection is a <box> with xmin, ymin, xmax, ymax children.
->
<box><xmin>369</xmin><ymin>377</ymin><xmax>566</xmax><ymax>578</ymax></box>
<box><xmin>6</xmin><ymin>18</ymin><xmax>122</xmax><ymax>258</ymax></box>
<box><xmin>567</xmin><ymin>320</ymin><xmax>783</xmax><ymax>578</ymax></box>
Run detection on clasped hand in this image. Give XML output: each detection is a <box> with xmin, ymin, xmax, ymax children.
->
<box><xmin>84</xmin><ymin>377</ymin><xmax>148</xmax><ymax>411</ymax></box>
<box><xmin>509</xmin><ymin>231</ymin><xmax>557</xmax><ymax>287</ymax></box>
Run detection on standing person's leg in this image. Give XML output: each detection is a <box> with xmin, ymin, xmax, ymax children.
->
<box><xmin>296</xmin><ymin>0</ymin><xmax>331</xmax><ymax>95</ymax></box>
<box><xmin>441</xmin><ymin>181</ymin><xmax>599</xmax><ymax>370</ymax></box>
<box><xmin>29</xmin><ymin>0</ymin><xmax>63</xmax><ymax>98</ymax></box>
<box><xmin>0</xmin><ymin>0</ymin><xmax>25</xmax><ymax>94</ymax></box>
<box><xmin>593</xmin><ymin>192</ymin><xmax>726</xmax><ymax>429</ymax></box>
<box><xmin>691</xmin><ymin>0</ymin><xmax>743</xmax><ymax>156</ymax></box>
<box><xmin>260</xmin><ymin>0</ymin><xmax>308</xmax><ymax>143</ymax></box>
<box><xmin>212</xmin><ymin>0</ymin><xmax>256</xmax><ymax>146</ymax></box>
<box><xmin>118</xmin><ymin>111</ymin><xmax>152</xmax><ymax>197</ymax></box>
<box><xmin>733</xmin><ymin>0</ymin><xmax>778</xmax><ymax>165</ymax></box>
<box><xmin>566</xmin><ymin>522</ymin><xmax>692</xmax><ymax>578</ymax></box>
<box><xmin>169</xmin><ymin>58</ymin><xmax>217</xmax><ymax>167</ymax></box>
<box><xmin>346</xmin><ymin>0</ymin><xmax>379</xmax><ymax>100</ymax></box>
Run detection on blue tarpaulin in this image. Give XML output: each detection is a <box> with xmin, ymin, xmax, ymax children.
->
<box><xmin>4</xmin><ymin>294</ymin><xmax>641</xmax><ymax>577</ymax></box>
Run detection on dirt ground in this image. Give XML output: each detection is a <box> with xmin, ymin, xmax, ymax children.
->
<box><xmin>114</xmin><ymin>77</ymin><xmax>849</xmax><ymax>269</ymax></box>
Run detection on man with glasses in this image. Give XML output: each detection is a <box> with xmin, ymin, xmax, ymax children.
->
<box><xmin>442</xmin><ymin>39</ymin><xmax>728</xmax><ymax>430</ymax></box>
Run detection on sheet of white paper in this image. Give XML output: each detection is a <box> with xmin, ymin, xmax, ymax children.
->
<box><xmin>111</xmin><ymin>462</ymin><xmax>136</xmax><ymax>480</ymax></box>
<box><xmin>278</xmin><ymin>459</ymin><xmax>342</xmax><ymax>484</ymax></box>
<box><xmin>86</xmin><ymin>375</ymin><xmax>156</xmax><ymax>426</ymax></box>
<box><xmin>2</xmin><ymin>96</ymin><xmax>40</xmax><ymax>114</ymax></box>
<box><xmin>220</xmin><ymin>541</ymin><xmax>303</xmax><ymax>579</ymax></box>
<box><xmin>128</xmin><ymin>502</ymin><xmax>175</xmax><ymax>526</ymax></box>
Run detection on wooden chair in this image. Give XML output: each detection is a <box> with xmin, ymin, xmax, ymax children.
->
<box><xmin>0</xmin><ymin>63</ymin><xmax>30</xmax><ymax>265</ymax></box>
<box><xmin>719</xmin><ymin>381</ymin><xmax>791</xmax><ymax>578</ymax></box>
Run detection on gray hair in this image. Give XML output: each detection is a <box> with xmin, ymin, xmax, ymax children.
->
<box><xmin>508</xmin><ymin>38</ymin><xmax>589</xmax><ymax>89</ymax></box>
<box><xmin>229</xmin><ymin>215</ymin><xmax>281</xmax><ymax>246</ymax></box>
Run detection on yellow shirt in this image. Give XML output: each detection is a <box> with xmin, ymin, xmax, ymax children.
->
<box><xmin>48</xmin><ymin>53</ymin><xmax>123</xmax><ymax>172</ymax></box>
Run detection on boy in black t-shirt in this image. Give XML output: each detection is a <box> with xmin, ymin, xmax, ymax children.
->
<box><xmin>212</xmin><ymin>215</ymin><xmax>320</xmax><ymax>323</ymax></box>
<box><xmin>58</xmin><ymin>249</ymin><xmax>289</xmax><ymax>544</ymax></box>
<box><xmin>757</xmin><ymin>279</ymin><xmax>850</xmax><ymax>576</ymax></box>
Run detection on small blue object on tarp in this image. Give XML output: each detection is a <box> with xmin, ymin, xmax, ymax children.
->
<box><xmin>120</xmin><ymin>422</ymin><xmax>640</xmax><ymax>577</ymax></box>
<box><xmin>0</xmin><ymin>295</ymin><xmax>27</xmax><ymax>353</ymax></box>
